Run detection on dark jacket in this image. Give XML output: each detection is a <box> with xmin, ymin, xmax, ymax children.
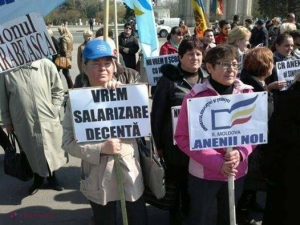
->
<box><xmin>151</xmin><ymin>63</ymin><xmax>209</xmax><ymax>166</ymax></box>
<box><xmin>240</xmin><ymin>70</ymin><xmax>274</xmax><ymax>191</ymax></box>
<box><xmin>261</xmin><ymin>82</ymin><xmax>300</xmax><ymax>182</ymax></box>
<box><xmin>118</xmin><ymin>32</ymin><xmax>139</xmax><ymax>70</ymax></box>
<box><xmin>250</xmin><ymin>26</ymin><xmax>268</xmax><ymax>47</ymax></box>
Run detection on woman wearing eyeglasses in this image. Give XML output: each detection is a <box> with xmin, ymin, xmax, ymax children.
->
<box><xmin>118</xmin><ymin>23</ymin><xmax>140</xmax><ymax>70</ymax></box>
<box><xmin>174</xmin><ymin>44</ymin><xmax>254</xmax><ymax>225</ymax></box>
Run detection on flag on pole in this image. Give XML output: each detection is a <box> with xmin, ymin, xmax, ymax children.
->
<box><xmin>216</xmin><ymin>0</ymin><xmax>224</xmax><ymax>15</ymax></box>
<box><xmin>211</xmin><ymin>0</ymin><xmax>224</xmax><ymax>15</ymax></box>
<box><xmin>0</xmin><ymin>0</ymin><xmax>66</xmax><ymax>24</ymax></box>
<box><xmin>123</xmin><ymin>0</ymin><xmax>159</xmax><ymax>57</ymax></box>
<box><xmin>191</xmin><ymin>0</ymin><xmax>209</xmax><ymax>39</ymax></box>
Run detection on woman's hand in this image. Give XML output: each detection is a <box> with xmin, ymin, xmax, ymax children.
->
<box><xmin>267</xmin><ymin>80</ymin><xmax>286</xmax><ymax>91</ymax></box>
<box><xmin>220</xmin><ymin>161</ymin><xmax>238</xmax><ymax>177</ymax></box>
<box><xmin>104</xmin><ymin>79</ymin><xmax>122</xmax><ymax>90</ymax></box>
<box><xmin>221</xmin><ymin>149</ymin><xmax>241</xmax><ymax>177</ymax></box>
<box><xmin>101</xmin><ymin>138</ymin><xmax>122</xmax><ymax>155</ymax></box>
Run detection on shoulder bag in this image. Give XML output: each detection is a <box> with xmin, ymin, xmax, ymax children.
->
<box><xmin>54</xmin><ymin>55</ymin><xmax>72</xmax><ymax>69</ymax></box>
<box><xmin>137</xmin><ymin>137</ymin><xmax>177</xmax><ymax>210</ymax></box>
<box><xmin>4</xmin><ymin>132</ymin><xmax>33</xmax><ymax>181</ymax></box>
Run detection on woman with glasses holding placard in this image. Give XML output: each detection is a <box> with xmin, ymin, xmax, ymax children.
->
<box><xmin>175</xmin><ymin>44</ymin><xmax>254</xmax><ymax>225</ymax></box>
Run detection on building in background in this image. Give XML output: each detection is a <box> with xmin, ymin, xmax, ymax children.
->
<box><xmin>177</xmin><ymin>0</ymin><xmax>252</xmax><ymax>26</ymax></box>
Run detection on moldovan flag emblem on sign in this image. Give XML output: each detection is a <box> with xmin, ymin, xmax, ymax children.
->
<box><xmin>191</xmin><ymin>0</ymin><xmax>209</xmax><ymax>39</ymax></box>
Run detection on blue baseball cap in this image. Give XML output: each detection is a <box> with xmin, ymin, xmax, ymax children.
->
<box><xmin>83</xmin><ymin>39</ymin><xmax>116</xmax><ymax>61</ymax></box>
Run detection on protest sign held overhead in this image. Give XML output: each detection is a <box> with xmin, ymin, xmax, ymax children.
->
<box><xmin>276</xmin><ymin>59</ymin><xmax>300</xmax><ymax>90</ymax></box>
<box><xmin>0</xmin><ymin>12</ymin><xmax>56</xmax><ymax>73</ymax></box>
<box><xmin>187</xmin><ymin>92</ymin><xmax>268</xmax><ymax>150</ymax></box>
<box><xmin>145</xmin><ymin>53</ymin><xmax>179</xmax><ymax>86</ymax></box>
<box><xmin>69</xmin><ymin>84</ymin><xmax>151</xmax><ymax>143</ymax></box>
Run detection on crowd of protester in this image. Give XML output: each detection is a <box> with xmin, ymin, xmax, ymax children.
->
<box><xmin>1</xmin><ymin>12</ymin><xmax>300</xmax><ymax>225</ymax></box>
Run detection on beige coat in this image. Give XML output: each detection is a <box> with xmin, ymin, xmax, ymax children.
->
<box><xmin>0</xmin><ymin>59</ymin><xmax>68</xmax><ymax>176</ymax></box>
<box><xmin>62</xmin><ymin>100</ymin><xmax>144</xmax><ymax>205</ymax></box>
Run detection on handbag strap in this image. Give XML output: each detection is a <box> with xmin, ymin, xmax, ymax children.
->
<box><xmin>8</xmin><ymin>132</ymin><xmax>22</xmax><ymax>153</ymax></box>
<box><xmin>8</xmin><ymin>133</ymin><xmax>17</xmax><ymax>152</ymax></box>
<box><xmin>149</xmin><ymin>136</ymin><xmax>166</xmax><ymax>168</ymax></box>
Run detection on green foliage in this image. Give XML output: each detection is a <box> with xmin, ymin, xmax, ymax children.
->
<box><xmin>257</xmin><ymin>0</ymin><xmax>300</xmax><ymax>20</ymax></box>
<box><xmin>45</xmin><ymin>0</ymin><xmax>126</xmax><ymax>25</ymax></box>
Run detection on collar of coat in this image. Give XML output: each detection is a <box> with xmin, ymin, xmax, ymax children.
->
<box><xmin>160</xmin><ymin>63</ymin><xmax>209</xmax><ymax>81</ymax></box>
<box><xmin>190</xmin><ymin>78</ymin><xmax>253</xmax><ymax>97</ymax></box>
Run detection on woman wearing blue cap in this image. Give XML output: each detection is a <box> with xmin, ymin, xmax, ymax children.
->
<box><xmin>62</xmin><ymin>39</ymin><xmax>148</xmax><ymax>225</ymax></box>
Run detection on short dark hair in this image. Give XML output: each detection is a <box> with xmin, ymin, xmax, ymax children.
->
<box><xmin>245</xmin><ymin>19</ymin><xmax>253</xmax><ymax>24</ymax></box>
<box><xmin>204</xmin><ymin>44</ymin><xmax>238</xmax><ymax>67</ymax></box>
<box><xmin>290</xmin><ymin>30</ymin><xmax>300</xmax><ymax>39</ymax></box>
<box><xmin>124</xmin><ymin>23</ymin><xmax>132</xmax><ymax>28</ymax></box>
<box><xmin>95</xmin><ymin>27</ymin><xmax>114</xmax><ymax>38</ymax></box>
<box><xmin>204</xmin><ymin>29</ymin><xmax>214</xmax><ymax>36</ymax></box>
<box><xmin>233</xmin><ymin>15</ymin><xmax>240</xmax><ymax>21</ymax></box>
<box><xmin>167</xmin><ymin>26</ymin><xmax>183</xmax><ymax>41</ymax></box>
<box><xmin>219</xmin><ymin>20</ymin><xmax>230</xmax><ymax>29</ymax></box>
<box><xmin>178</xmin><ymin>36</ymin><xmax>203</xmax><ymax>58</ymax></box>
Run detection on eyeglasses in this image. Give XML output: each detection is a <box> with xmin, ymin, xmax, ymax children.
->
<box><xmin>215</xmin><ymin>62</ymin><xmax>239</xmax><ymax>69</ymax></box>
<box><xmin>125</xmin><ymin>27</ymin><xmax>132</xmax><ymax>30</ymax></box>
<box><xmin>87</xmin><ymin>61</ymin><xmax>113</xmax><ymax>69</ymax></box>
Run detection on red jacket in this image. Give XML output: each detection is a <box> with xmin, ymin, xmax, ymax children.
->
<box><xmin>159</xmin><ymin>41</ymin><xmax>178</xmax><ymax>55</ymax></box>
<box><xmin>215</xmin><ymin>33</ymin><xmax>228</xmax><ymax>45</ymax></box>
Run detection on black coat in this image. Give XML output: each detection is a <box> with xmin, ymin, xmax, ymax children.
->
<box><xmin>239</xmin><ymin>70</ymin><xmax>274</xmax><ymax>191</ymax></box>
<box><xmin>118</xmin><ymin>32</ymin><xmax>139</xmax><ymax>70</ymax></box>
<box><xmin>261</xmin><ymin>83</ymin><xmax>300</xmax><ymax>182</ymax></box>
<box><xmin>250</xmin><ymin>26</ymin><xmax>268</xmax><ymax>47</ymax></box>
<box><xmin>151</xmin><ymin>64</ymin><xmax>208</xmax><ymax>166</ymax></box>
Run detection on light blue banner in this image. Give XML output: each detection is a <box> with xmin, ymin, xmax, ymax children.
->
<box><xmin>0</xmin><ymin>0</ymin><xmax>66</xmax><ymax>24</ymax></box>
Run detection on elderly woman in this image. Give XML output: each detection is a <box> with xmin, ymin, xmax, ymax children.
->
<box><xmin>62</xmin><ymin>39</ymin><xmax>148</xmax><ymax>225</ymax></box>
<box><xmin>237</xmin><ymin>47</ymin><xmax>274</xmax><ymax>224</ymax></box>
<box><xmin>174</xmin><ymin>44</ymin><xmax>254</xmax><ymax>225</ymax></box>
<box><xmin>151</xmin><ymin>36</ymin><xmax>209</xmax><ymax>224</ymax></box>
<box><xmin>58</xmin><ymin>24</ymin><xmax>74</xmax><ymax>88</ymax></box>
<box><xmin>160</xmin><ymin>26</ymin><xmax>184</xmax><ymax>55</ymax></box>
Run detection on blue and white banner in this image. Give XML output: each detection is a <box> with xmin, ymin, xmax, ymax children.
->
<box><xmin>0</xmin><ymin>0</ymin><xmax>66</xmax><ymax>24</ymax></box>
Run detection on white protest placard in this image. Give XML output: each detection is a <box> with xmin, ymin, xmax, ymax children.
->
<box><xmin>276</xmin><ymin>59</ymin><xmax>300</xmax><ymax>90</ymax></box>
<box><xmin>0</xmin><ymin>12</ymin><xmax>56</xmax><ymax>73</ymax></box>
<box><xmin>187</xmin><ymin>92</ymin><xmax>268</xmax><ymax>150</ymax></box>
<box><xmin>171</xmin><ymin>106</ymin><xmax>181</xmax><ymax>145</ymax></box>
<box><xmin>69</xmin><ymin>84</ymin><xmax>151</xmax><ymax>143</ymax></box>
<box><xmin>144</xmin><ymin>54</ymin><xmax>179</xmax><ymax>86</ymax></box>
